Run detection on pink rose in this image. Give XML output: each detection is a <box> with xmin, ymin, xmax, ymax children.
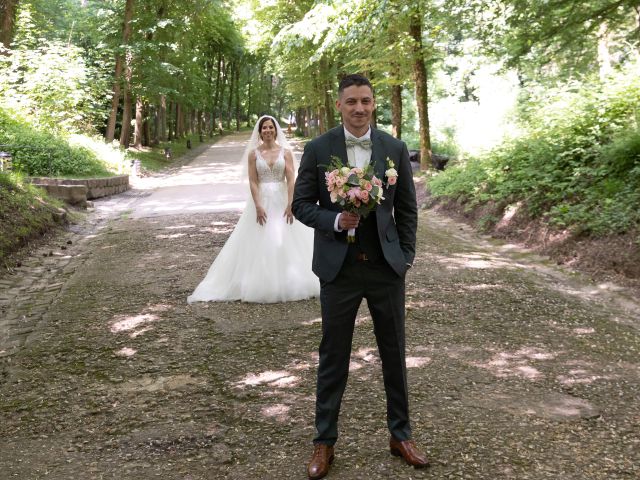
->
<box><xmin>388</xmin><ymin>176</ymin><xmax>397</xmax><ymax>185</ymax></box>
<box><xmin>360</xmin><ymin>190</ymin><xmax>369</xmax><ymax>202</ymax></box>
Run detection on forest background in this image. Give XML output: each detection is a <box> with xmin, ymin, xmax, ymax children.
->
<box><xmin>0</xmin><ymin>0</ymin><xmax>639</xmax><ymax>284</ymax></box>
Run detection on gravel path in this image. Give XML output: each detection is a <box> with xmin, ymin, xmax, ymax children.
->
<box><xmin>1</xmin><ymin>133</ymin><xmax>639</xmax><ymax>479</ymax></box>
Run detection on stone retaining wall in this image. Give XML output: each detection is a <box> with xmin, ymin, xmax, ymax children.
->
<box><xmin>31</xmin><ymin>184</ymin><xmax>88</xmax><ymax>208</ymax></box>
<box><xmin>29</xmin><ymin>175</ymin><xmax>130</xmax><ymax>200</ymax></box>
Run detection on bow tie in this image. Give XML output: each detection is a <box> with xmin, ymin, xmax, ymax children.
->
<box><xmin>345</xmin><ymin>138</ymin><xmax>372</xmax><ymax>150</ymax></box>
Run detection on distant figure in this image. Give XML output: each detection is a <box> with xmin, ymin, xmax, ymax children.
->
<box><xmin>187</xmin><ymin>115</ymin><xmax>319</xmax><ymax>303</ymax></box>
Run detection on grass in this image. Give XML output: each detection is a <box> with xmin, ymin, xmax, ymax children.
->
<box><xmin>0</xmin><ymin>172</ymin><xmax>67</xmax><ymax>264</ymax></box>
<box><xmin>127</xmin><ymin>133</ymin><xmax>218</xmax><ymax>172</ymax></box>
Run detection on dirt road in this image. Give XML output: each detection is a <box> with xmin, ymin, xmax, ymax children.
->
<box><xmin>1</xmin><ymin>133</ymin><xmax>639</xmax><ymax>479</ymax></box>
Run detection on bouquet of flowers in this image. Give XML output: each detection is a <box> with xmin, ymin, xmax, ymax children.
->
<box><xmin>325</xmin><ymin>155</ymin><xmax>398</xmax><ymax>242</ymax></box>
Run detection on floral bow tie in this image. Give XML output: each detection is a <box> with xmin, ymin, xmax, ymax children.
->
<box><xmin>345</xmin><ymin>138</ymin><xmax>372</xmax><ymax>150</ymax></box>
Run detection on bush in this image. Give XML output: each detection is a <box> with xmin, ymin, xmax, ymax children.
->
<box><xmin>427</xmin><ymin>64</ymin><xmax>640</xmax><ymax>237</ymax></box>
<box><xmin>0</xmin><ymin>107</ymin><xmax>118</xmax><ymax>177</ymax></box>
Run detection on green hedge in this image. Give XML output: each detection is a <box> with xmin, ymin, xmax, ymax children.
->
<box><xmin>0</xmin><ymin>108</ymin><xmax>112</xmax><ymax>177</ymax></box>
<box><xmin>428</xmin><ymin>67</ymin><xmax>640</xmax><ymax>237</ymax></box>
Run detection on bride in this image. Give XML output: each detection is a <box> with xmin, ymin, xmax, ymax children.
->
<box><xmin>187</xmin><ymin>115</ymin><xmax>319</xmax><ymax>303</ymax></box>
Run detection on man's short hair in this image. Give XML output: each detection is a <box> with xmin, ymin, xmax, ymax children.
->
<box><xmin>338</xmin><ymin>74</ymin><xmax>373</xmax><ymax>96</ymax></box>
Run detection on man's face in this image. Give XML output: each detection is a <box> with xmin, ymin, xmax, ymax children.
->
<box><xmin>336</xmin><ymin>84</ymin><xmax>375</xmax><ymax>135</ymax></box>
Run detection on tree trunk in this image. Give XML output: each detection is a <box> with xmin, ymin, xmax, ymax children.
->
<box><xmin>213</xmin><ymin>53</ymin><xmax>223</xmax><ymax>130</ymax></box>
<box><xmin>0</xmin><ymin>0</ymin><xmax>18</xmax><ymax>53</ymax></box>
<box><xmin>597</xmin><ymin>22</ymin><xmax>613</xmax><ymax>80</ymax></box>
<box><xmin>320</xmin><ymin>57</ymin><xmax>336</xmax><ymax>130</ymax></box>
<box><xmin>267</xmin><ymin>74</ymin><xmax>273</xmax><ymax>114</ymax></box>
<box><xmin>409</xmin><ymin>7</ymin><xmax>432</xmax><ymax>171</ymax></box>
<box><xmin>143</xmin><ymin>102</ymin><xmax>151</xmax><ymax>146</ymax></box>
<box><xmin>246</xmin><ymin>66</ymin><xmax>253</xmax><ymax>126</ymax></box>
<box><xmin>119</xmin><ymin>50</ymin><xmax>133</xmax><ymax>148</ymax></box>
<box><xmin>159</xmin><ymin>95</ymin><xmax>167</xmax><ymax>141</ymax></box>
<box><xmin>391</xmin><ymin>83</ymin><xmax>402</xmax><ymax>139</ymax></box>
<box><xmin>235</xmin><ymin>63</ymin><xmax>241</xmax><ymax>131</ymax></box>
<box><xmin>106</xmin><ymin>0</ymin><xmax>134</xmax><ymax>142</ymax></box>
<box><xmin>295</xmin><ymin>107</ymin><xmax>305</xmax><ymax>136</ymax></box>
<box><xmin>133</xmin><ymin>96</ymin><xmax>143</xmax><ymax>148</ymax></box>
<box><xmin>226</xmin><ymin>61</ymin><xmax>234</xmax><ymax>130</ymax></box>
<box><xmin>175</xmin><ymin>103</ymin><xmax>183</xmax><ymax>138</ymax></box>
<box><xmin>167</xmin><ymin>101</ymin><xmax>173</xmax><ymax>141</ymax></box>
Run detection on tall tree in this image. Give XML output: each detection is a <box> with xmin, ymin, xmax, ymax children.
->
<box><xmin>410</xmin><ymin>3</ymin><xmax>432</xmax><ymax>169</ymax></box>
<box><xmin>105</xmin><ymin>0</ymin><xmax>134</xmax><ymax>143</ymax></box>
<box><xmin>0</xmin><ymin>0</ymin><xmax>19</xmax><ymax>52</ymax></box>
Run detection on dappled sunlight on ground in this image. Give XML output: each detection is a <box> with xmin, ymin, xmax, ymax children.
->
<box><xmin>110</xmin><ymin>313</ymin><xmax>159</xmax><ymax>333</ymax></box>
<box><xmin>302</xmin><ymin>317</ymin><xmax>322</xmax><ymax>325</ymax></box>
<box><xmin>109</xmin><ymin>304</ymin><xmax>172</xmax><ymax>338</ymax></box>
<box><xmin>119</xmin><ymin>374</ymin><xmax>203</xmax><ymax>393</ymax></box>
<box><xmin>473</xmin><ymin>346</ymin><xmax>556</xmax><ymax>380</ymax></box>
<box><xmin>406</xmin><ymin>356</ymin><xmax>431</xmax><ymax>368</ymax></box>
<box><xmin>436</xmin><ymin>252</ymin><xmax>528</xmax><ymax>271</ymax></box>
<box><xmin>235</xmin><ymin>370</ymin><xmax>300</xmax><ymax>388</ymax></box>
<box><xmin>115</xmin><ymin>347</ymin><xmax>137</xmax><ymax>357</ymax></box>
<box><xmin>261</xmin><ymin>403</ymin><xmax>291</xmax><ymax>422</ymax></box>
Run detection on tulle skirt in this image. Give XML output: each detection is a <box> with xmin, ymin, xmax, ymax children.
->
<box><xmin>187</xmin><ymin>182</ymin><xmax>319</xmax><ymax>303</ymax></box>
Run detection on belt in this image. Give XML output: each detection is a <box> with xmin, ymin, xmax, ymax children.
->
<box><xmin>356</xmin><ymin>252</ymin><xmax>369</xmax><ymax>262</ymax></box>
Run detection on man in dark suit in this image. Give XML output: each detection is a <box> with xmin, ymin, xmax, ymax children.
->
<box><xmin>292</xmin><ymin>74</ymin><xmax>429</xmax><ymax>479</ymax></box>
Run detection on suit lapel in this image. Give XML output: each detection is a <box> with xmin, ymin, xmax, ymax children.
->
<box><xmin>329</xmin><ymin>127</ymin><xmax>348</xmax><ymax>166</ymax></box>
<box><xmin>370</xmin><ymin>128</ymin><xmax>386</xmax><ymax>179</ymax></box>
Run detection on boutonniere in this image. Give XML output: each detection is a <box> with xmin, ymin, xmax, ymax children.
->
<box><xmin>385</xmin><ymin>157</ymin><xmax>398</xmax><ymax>187</ymax></box>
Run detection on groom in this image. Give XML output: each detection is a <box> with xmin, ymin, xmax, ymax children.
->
<box><xmin>292</xmin><ymin>74</ymin><xmax>429</xmax><ymax>479</ymax></box>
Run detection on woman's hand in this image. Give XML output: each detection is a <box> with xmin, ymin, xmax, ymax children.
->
<box><xmin>256</xmin><ymin>206</ymin><xmax>267</xmax><ymax>225</ymax></box>
<box><xmin>283</xmin><ymin>205</ymin><xmax>294</xmax><ymax>224</ymax></box>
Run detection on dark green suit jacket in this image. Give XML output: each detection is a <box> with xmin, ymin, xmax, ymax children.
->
<box><xmin>292</xmin><ymin>125</ymin><xmax>417</xmax><ymax>282</ymax></box>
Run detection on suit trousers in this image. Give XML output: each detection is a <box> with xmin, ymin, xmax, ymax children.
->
<box><xmin>314</xmin><ymin>253</ymin><xmax>411</xmax><ymax>445</ymax></box>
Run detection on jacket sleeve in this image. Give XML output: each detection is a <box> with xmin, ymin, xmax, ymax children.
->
<box><xmin>393</xmin><ymin>143</ymin><xmax>418</xmax><ymax>265</ymax></box>
<box><xmin>292</xmin><ymin>140</ymin><xmax>339</xmax><ymax>233</ymax></box>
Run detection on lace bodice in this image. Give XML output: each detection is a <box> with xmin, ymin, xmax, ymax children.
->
<box><xmin>256</xmin><ymin>148</ymin><xmax>285</xmax><ymax>183</ymax></box>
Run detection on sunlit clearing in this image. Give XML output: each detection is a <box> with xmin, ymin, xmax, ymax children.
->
<box><xmin>431</xmin><ymin>59</ymin><xmax>520</xmax><ymax>155</ymax></box>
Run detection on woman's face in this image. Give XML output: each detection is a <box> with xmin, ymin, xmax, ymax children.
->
<box><xmin>260</xmin><ymin>119</ymin><xmax>276</xmax><ymax>141</ymax></box>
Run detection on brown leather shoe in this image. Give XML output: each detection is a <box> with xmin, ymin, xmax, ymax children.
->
<box><xmin>389</xmin><ymin>437</ymin><xmax>430</xmax><ymax>468</ymax></box>
<box><xmin>307</xmin><ymin>444</ymin><xmax>334</xmax><ymax>480</ymax></box>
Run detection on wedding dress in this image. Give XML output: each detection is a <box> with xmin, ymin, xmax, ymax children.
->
<box><xmin>187</xmin><ymin>119</ymin><xmax>319</xmax><ymax>304</ymax></box>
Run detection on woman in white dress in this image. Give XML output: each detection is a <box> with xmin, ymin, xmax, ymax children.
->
<box><xmin>187</xmin><ymin>115</ymin><xmax>319</xmax><ymax>304</ymax></box>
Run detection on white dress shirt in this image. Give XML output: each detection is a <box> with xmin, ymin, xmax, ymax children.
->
<box><xmin>344</xmin><ymin>126</ymin><xmax>372</xmax><ymax>169</ymax></box>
